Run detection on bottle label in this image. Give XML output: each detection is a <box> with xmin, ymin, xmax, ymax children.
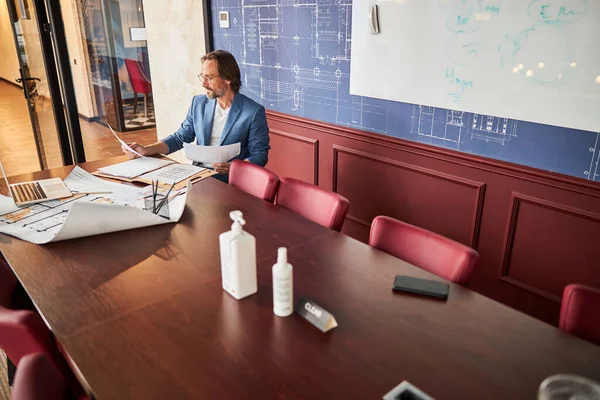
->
<box><xmin>221</xmin><ymin>238</ymin><xmax>234</xmax><ymax>294</ymax></box>
<box><xmin>222</xmin><ymin>257</ymin><xmax>232</xmax><ymax>292</ymax></box>
<box><xmin>273</xmin><ymin>275</ymin><xmax>292</xmax><ymax>313</ymax></box>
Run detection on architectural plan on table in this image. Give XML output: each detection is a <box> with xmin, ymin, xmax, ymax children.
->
<box><xmin>0</xmin><ymin>167</ymin><xmax>190</xmax><ymax>244</ymax></box>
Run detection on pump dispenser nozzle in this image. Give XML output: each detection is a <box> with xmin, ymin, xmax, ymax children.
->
<box><xmin>229</xmin><ymin>210</ymin><xmax>245</xmax><ymax>235</ymax></box>
<box><xmin>229</xmin><ymin>210</ymin><xmax>245</xmax><ymax>225</ymax></box>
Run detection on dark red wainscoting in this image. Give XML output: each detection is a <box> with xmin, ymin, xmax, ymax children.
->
<box><xmin>265</xmin><ymin>110</ymin><xmax>600</xmax><ymax>326</ymax></box>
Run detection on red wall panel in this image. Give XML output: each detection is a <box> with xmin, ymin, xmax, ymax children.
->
<box><xmin>269</xmin><ymin>129</ymin><xmax>318</xmax><ymax>185</ymax></box>
<box><xmin>265</xmin><ymin>111</ymin><xmax>600</xmax><ymax>325</ymax></box>
<box><xmin>332</xmin><ymin>145</ymin><xmax>485</xmax><ymax>248</ymax></box>
<box><xmin>501</xmin><ymin>193</ymin><xmax>600</xmax><ymax>302</ymax></box>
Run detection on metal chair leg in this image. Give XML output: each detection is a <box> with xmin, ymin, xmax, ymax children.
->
<box><xmin>133</xmin><ymin>91</ymin><xmax>138</xmax><ymax>114</ymax></box>
<box><xmin>144</xmin><ymin>93</ymin><xmax>148</xmax><ymax>119</ymax></box>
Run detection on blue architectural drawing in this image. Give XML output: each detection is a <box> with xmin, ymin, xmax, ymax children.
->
<box><xmin>410</xmin><ymin>105</ymin><xmax>519</xmax><ymax>150</ymax></box>
<box><xmin>211</xmin><ymin>0</ymin><xmax>600</xmax><ymax>182</ymax></box>
<box><xmin>411</xmin><ymin>106</ymin><xmax>464</xmax><ymax>149</ymax></box>
<box><xmin>586</xmin><ymin>133</ymin><xmax>600</xmax><ymax>181</ymax></box>
<box><xmin>469</xmin><ymin>114</ymin><xmax>518</xmax><ymax>145</ymax></box>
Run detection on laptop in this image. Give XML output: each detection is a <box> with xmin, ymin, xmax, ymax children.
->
<box><xmin>0</xmin><ymin>161</ymin><xmax>72</xmax><ymax>206</ymax></box>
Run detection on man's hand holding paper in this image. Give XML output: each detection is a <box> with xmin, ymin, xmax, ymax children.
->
<box><xmin>108</xmin><ymin>124</ymin><xmax>148</xmax><ymax>159</ymax></box>
<box><xmin>122</xmin><ymin>142</ymin><xmax>149</xmax><ymax>159</ymax></box>
<box><xmin>212</xmin><ymin>162</ymin><xmax>231</xmax><ymax>174</ymax></box>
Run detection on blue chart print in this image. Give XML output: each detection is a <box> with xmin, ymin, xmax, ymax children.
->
<box><xmin>211</xmin><ymin>0</ymin><xmax>600</xmax><ymax>182</ymax></box>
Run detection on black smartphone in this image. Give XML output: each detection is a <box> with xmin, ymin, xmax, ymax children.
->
<box><xmin>392</xmin><ymin>275</ymin><xmax>449</xmax><ymax>300</ymax></box>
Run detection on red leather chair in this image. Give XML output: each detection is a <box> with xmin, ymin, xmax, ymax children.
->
<box><xmin>369</xmin><ymin>216</ymin><xmax>479</xmax><ymax>286</ymax></box>
<box><xmin>0</xmin><ymin>307</ymin><xmax>87</xmax><ymax>398</ymax></box>
<box><xmin>559</xmin><ymin>284</ymin><xmax>600</xmax><ymax>346</ymax></box>
<box><xmin>124</xmin><ymin>59</ymin><xmax>152</xmax><ymax>118</ymax></box>
<box><xmin>12</xmin><ymin>353</ymin><xmax>66</xmax><ymax>400</ymax></box>
<box><xmin>0</xmin><ymin>307</ymin><xmax>63</xmax><ymax>375</ymax></box>
<box><xmin>276</xmin><ymin>177</ymin><xmax>350</xmax><ymax>232</ymax></box>
<box><xmin>0</xmin><ymin>256</ymin><xmax>17</xmax><ymax>308</ymax></box>
<box><xmin>229</xmin><ymin>160</ymin><xmax>280</xmax><ymax>203</ymax></box>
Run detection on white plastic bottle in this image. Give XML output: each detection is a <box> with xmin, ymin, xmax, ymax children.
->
<box><xmin>219</xmin><ymin>211</ymin><xmax>257</xmax><ymax>300</ymax></box>
<box><xmin>272</xmin><ymin>247</ymin><xmax>293</xmax><ymax>317</ymax></box>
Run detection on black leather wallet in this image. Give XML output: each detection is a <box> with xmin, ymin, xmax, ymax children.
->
<box><xmin>392</xmin><ymin>275</ymin><xmax>449</xmax><ymax>300</ymax></box>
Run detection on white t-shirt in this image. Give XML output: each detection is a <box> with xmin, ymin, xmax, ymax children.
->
<box><xmin>209</xmin><ymin>102</ymin><xmax>230</xmax><ymax>146</ymax></box>
<box><xmin>202</xmin><ymin>102</ymin><xmax>231</xmax><ymax>167</ymax></box>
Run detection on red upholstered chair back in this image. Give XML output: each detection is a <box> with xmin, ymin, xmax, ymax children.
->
<box><xmin>229</xmin><ymin>160</ymin><xmax>280</xmax><ymax>203</ymax></box>
<box><xmin>559</xmin><ymin>284</ymin><xmax>600</xmax><ymax>346</ymax></box>
<box><xmin>0</xmin><ymin>307</ymin><xmax>87</xmax><ymax>398</ymax></box>
<box><xmin>369</xmin><ymin>216</ymin><xmax>479</xmax><ymax>286</ymax></box>
<box><xmin>0</xmin><ymin>308</ymin><xmax>55</xmax><ymax>366</ymax></box>
<box><xmin>276</xmin><ymin>177</ymin><xmax>350</xmax><ymax>232</ymax></box>
<box><xmin>12</xmin><ymin>353</ymin><xmax>67</xmax><ymax>400</ymax></box>
<box><xmin>124</xmin><ymin>59</ymin><xmax>152</xmax><ymax>94</ymax></box>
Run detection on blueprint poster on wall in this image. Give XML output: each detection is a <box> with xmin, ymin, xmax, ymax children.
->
<box><xmin>211</xmin><ymin>0</ymin><xmax>600</xmax><ymax>183</ymax></box>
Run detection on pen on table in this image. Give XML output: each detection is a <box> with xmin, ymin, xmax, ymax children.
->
<box><xmin>155</xmin><ymin>181</ymin><xmax>175</xmax><ymax>215</ymax></box>
<box><xmin>74</xmin><ymin>191</ymin><xmax>113</xmax><ymax>195</ymax></box>
<box><xmin>152</xmin><ymin>179</ymin><xmax>158</xmax><ymax>214</ymax></box>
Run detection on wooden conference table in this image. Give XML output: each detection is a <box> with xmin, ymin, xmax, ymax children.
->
<box><xmin>1</xmin><ymin>157</ymin><xmax>600</xmax><ymax>399</ymax></box>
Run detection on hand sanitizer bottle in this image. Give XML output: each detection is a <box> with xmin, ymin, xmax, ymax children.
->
<box><xmin>272</xmin><ymin>247</ymin><xmax>293</xmax><ymax>317</ymax></box>
<box><xmin>219</xmin><ymin>211</ymin><xmax>257</xmax><ymax>300</ymax></box>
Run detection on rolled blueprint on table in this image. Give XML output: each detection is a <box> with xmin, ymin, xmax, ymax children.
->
<box><xmin>51</xmin><ymin>188</ymin><xmax>188</xmax><ymax>242</ymax></box>
<box><xmin>0</xmin><ymin>196</ymin><xmax>19</xmax><ymax>216</ymax></box>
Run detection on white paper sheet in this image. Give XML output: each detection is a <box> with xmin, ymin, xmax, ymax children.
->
<box><xmin>109</xmin><ymin>124</ymin><xmax>146</xmax><ymax>158</ymax></box>
<box><xmin>0</xmin><ymin>167</ymin><xmax>190</xmax><ymax>244</ymax></box>
<box><xmin>183</xmin><ymin>142</ymin><xmax>241</xmax><ymax>164</ymax></box>
<box><xmin>97</xmin><ymin>157</ymin><xmax>174</xmax><ymax>179</ymax></box>
<box><xmin>137</xmin><ymin>163</ymin><xmax>206</xmax><ymax>184</ymax></box>
<box><xmin>65</xmin><ymin>166</ymin><xmax>142</xmax><ymax>204</ymax></box>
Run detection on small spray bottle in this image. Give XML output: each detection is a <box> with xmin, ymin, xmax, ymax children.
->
<box><xmin>272</xmin><ymin>247</ymin><xmax>293</xmax><ymax>317</ymax></box>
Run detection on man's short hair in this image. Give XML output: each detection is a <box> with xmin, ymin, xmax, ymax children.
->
<box><xmin>201</xmin><ymin>50</ymin><xmax>242</xmax><ymax>93</ymax></box>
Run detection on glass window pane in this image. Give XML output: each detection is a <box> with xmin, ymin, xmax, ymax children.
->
<box><xmin>66</xmin><ymin>0</ymin><xmax>156</xmax><ymax>162</ymax></box>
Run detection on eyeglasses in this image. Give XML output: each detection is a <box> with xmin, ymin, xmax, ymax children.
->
<box><xmin>198</xmin><ymin>73</ymin><xmax>219</xmax><ymax>83</ymax></box>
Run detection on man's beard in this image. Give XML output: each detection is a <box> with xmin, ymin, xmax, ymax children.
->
<box><xmin>206</xmin><ymin>86</ymin><xmax>225</xmax><ymax>99</ymax></box>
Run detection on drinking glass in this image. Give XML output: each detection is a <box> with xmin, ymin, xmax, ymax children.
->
<box><xmin>538</xmin><ymin>374</ymin><xmax>600</xmax><ymax>400</ymax></box>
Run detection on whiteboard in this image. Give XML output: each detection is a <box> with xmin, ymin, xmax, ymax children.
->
<box><xmin>350</xmin><ymin>0</ymin><xmax>600</xmax><ymax>133</ymax></box>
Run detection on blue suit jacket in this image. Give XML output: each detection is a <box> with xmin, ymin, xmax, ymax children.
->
<box><xmin>162</xmin><ymin>93</ymin><xmax>270</xmax><ymax>167</ymax></box>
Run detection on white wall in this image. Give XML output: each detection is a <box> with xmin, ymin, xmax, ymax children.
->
<box><xmin>142</xmin><ymin>0</ymin><xmax>207</xmax><ymax>162</ymax></box>
<box><xmin>0</xmin><ymin>0</ymin><xmax>21</xmax><ymax>85</ymax></box>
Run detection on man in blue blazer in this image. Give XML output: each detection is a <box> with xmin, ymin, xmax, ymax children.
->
<box><xmin>122</xmin><ymin>50</ymin><xmax>270</xmax><ymax>182</ymax></box>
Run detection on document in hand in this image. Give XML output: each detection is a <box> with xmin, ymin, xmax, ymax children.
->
<box><xmin>0</xmin><ymin>167</ymin><xmax>191</xmax><ymax>244</ymax></box>
<box><xmin>108</xmin><ymin>124</ymin><xmax>146</xmax><ymax>158</ymax></box>
<box><xmin>183</xmin><ymin>142</ymin><xmax>241</xmax><ymax>164</ymax></box>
